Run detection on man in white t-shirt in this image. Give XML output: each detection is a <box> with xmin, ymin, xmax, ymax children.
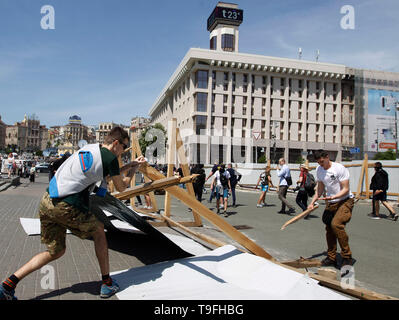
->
<box><xmin>308</xmin><ymin>150</ymin><xmax>355</xmax><ymax>274</ymax></box>
<box><xmin>211</xmin><ymin>165</ymin><xmax>231</xmax><ymax>217</ymax></box>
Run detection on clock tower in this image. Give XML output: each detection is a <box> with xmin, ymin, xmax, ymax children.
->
<box><xmin>207</xmin><ymin>2</ymin><xmax>243</xmax><ymax>52</ymax></box>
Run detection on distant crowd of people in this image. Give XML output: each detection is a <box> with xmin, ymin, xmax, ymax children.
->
<box><xmin>2</xmin><ymin>153</ymin><xmax>37</xmax><ymax>182</ymax></box>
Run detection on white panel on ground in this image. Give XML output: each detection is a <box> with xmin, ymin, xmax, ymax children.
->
<box><xmin>110</xmin><ymin>219</ymin><xmax>142</xmax><ymax>233</ymax></box>
<box><xmin>20</xmin><ymin>218</ymin><xmax>71</xmax><ymax>235</ymax></box>
<box><xmin>161</xmin><ymin>233</ymin><xmax>210</xmax><ymax>256</ymax></box>
<box><xmin>111</xmin><ymin>245</ymin><xmax>349</xmax><ymax>300</ymax></box>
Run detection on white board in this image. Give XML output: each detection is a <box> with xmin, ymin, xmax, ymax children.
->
<box><xmin>111</xmin><ymin>245</ymin><xmax>349</xmax><ymax>300</ymax></box>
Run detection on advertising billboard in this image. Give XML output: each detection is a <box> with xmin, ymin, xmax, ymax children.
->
<box><xmin>368</xmin><ymin>89</ymin><xmax>399</xmax><ymax>152</ymax></box>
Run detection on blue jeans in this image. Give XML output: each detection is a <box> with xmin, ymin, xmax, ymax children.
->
<box><xmin>209</xmin><ymin>185</ymin><xmax>216</xmax><ymax>202</ymax></box>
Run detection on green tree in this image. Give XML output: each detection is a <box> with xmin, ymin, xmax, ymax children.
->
<box><xmin>373</xmin><ymin>149</ymin><xmax>396</xmax><ymax>160</ymax></box>
<box><xmin>138</xmin><ymin>123</ymin><xmax>167</xmax><ymax>160</ymax></box>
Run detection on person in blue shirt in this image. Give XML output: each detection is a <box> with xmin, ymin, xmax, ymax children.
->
<box><xmin>276</xmin><ymin>158</ymin><xmax>296</xmax><ymax>215</ymax></box>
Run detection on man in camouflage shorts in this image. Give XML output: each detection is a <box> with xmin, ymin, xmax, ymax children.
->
<box><xmin>0</xmin><ymin>127</ymin><xmax>146</xmax><ymax>300</ymax></box>
<box><xmin>39</xmin><ymin>192</ymin><xmax>101</xmax><ymax>256</ymax></box>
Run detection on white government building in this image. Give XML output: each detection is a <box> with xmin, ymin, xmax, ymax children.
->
<box><xmin>149</xmin><ymin>2</ymin><xmax>399</xmax><ymax>165</ymax></box>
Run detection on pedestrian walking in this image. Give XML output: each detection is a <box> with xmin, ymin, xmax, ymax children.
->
<box><xmin>29</xmin><ymin>164</ymin><xmax>36</xmax><ymax>183</ymax></box>
<box><xmin>369</xmin><ymin>162</ymin><xmax>398</xmax><ymax>221</ymax></box>
<box><xmin>226</xmin><ymin>163</ymin><xmax>242</xmax><ymax>207</ymax></box>
<box><xmin>0</xmin><ymin>127</ymin><xmax>147</xmax><ymax>300</ymax></box>
<box><xmin>191</xmin><ymin>164</ymin><xmax>206</xmax><ymax>202</ymax></box>
<box><xmin>255</xmin><ymin>167</ymin><xmax>274</xmax><ymax>208</ymax></box>
<box><xmin>276</xmin><ymin>158</ymin><xmax>296</xmax><ymax>214</ymax></box>
<box><xmin>7</xmin><ymin>153</ymin><xmax>13</xmax><ymax>179</ymax></box>
<box><xmin>308</xmin><ymin>150</ymin><xmax>355</xmax><ymax>275</ymax></box>
<box><xmin>295</xmin><ymin>164</ymin><xmax>311</xmax><ymax>216</ymax></box>
<box><xmin>206</xmin><ymin>160</ymin><xmax>219</xmax><ymax>203</ymax></box>
<box><xmin>211</xmin><ymin>164</ymin><xmax>231</xmax><ymax>217</ymax></box>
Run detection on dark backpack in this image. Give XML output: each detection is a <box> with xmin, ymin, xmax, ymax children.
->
<box><xmin>219</xmin><ymin>170</ymin><xmax>228</xmax><ymax>188</ymax></box>
<box><xmin>304</xmin><ymin>173</ymin><xmax>316</xmax><ymax>196</ymax></box>
<box><xmin>285</xmin><ymin>175</ymin><xmax>292</xmax><ymax>186</ymax></box>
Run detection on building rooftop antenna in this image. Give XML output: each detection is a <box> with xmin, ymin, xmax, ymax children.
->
<box><xmin>298</xmin><ymin>47</ymin><xmax>302</xmax><ymax>60</ymax></box>
<box><xmin>316</xmin><ymin>49</ymin><xmax>320</xmax><ymax>62</ymax></box>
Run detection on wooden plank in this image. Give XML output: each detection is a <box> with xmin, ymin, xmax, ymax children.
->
<box><xmin>131</xmin><ymin>132</ymin><xmax>158</xmax><ymax>212</ymax></box>
<box><xmin>273</xmin><ymin>260</ymin><xmax>398</xmax><ymax>300</ymax></box>
<box><xmin>113</xmin><ymin>176</ymin><xmax>180</xmax><ymax>200</ymax></box>
<box><xmin>364</xmin><ymin>154</ymin><xmax>370</xmax><ymax>199</ymax></box>
<box><xmin>139</xmin><ymin>164</ymin><xmax>275</xmax><ymax>260</ymax></box>
<box><xmin>355</xmin><ymin>156</ymin><xmax>366</xmax><ymax>199</ymax></box>
<box><xmin>281</xmin><ymin>258</ymin><xmax>322</xmax><ymax>268</ymax></box>
<box><xmin>176</xmin><ymin>128</ymin><xmax>202</xmax><ymax>227</ymax></box>
<box><xmin>164</xmin><ymin>118</ymin><xmax>177</xmax><ymax>218</ymax></box>
<box><xmin>309</xmin><ymin>273</ymin><xmax>398</xmax><ymax>300</ymax></box>
<box><xmin>113</xmin><ymin>175</ymin><xmax>198</xmax><ymax>200</ymax></box>
<box><xmin>280</xmin><ymin>205</ymin><xmax>319</xmax><ymax>230</ymax></box>
<box><xmin>161</xmin><ymin>214</ymin><xmax>228</xmax><ymax>248</ymax></box>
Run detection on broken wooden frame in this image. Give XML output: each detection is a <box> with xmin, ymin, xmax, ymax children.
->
<box><xmin>109</xmin><ymin>123</ymin><xmax>397</xmax><ymax>300</ymax></box>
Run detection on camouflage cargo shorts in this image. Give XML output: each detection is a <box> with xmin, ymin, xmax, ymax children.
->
<box><xmin>39</xmin><ymin>192</ymin><xmax>101</xmax><ymax>256</ymax></box>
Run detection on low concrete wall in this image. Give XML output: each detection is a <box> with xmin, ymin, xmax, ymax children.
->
<box><xmin>204</xmin><ymin>160</ymin><xmax>399</xmax><ymax>200</ymax></box>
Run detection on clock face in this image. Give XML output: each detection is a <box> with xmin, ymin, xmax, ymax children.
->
<box><xmin>207</xmin><ymin>7</ymin><xmax>243</xmax><ymax>31</ymax></box>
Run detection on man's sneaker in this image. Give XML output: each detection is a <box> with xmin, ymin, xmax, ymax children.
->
<box><xmin>277</xmin><ymin>210</ymin><xmax>285</xmax><ymax>214</ymax></box>
<box><xmin>257</xmin><ymin>204</ymin><xmax>263</xmax><ymax>208</ymax></box>
<box><xmin>287</xmin><ymin>208</ymin><xmax>296</xmax><ymax>215</ymax></box>
<box><xmin>390</xmin><ymin>213</ymin><xmax>399</xmax><ymax>222</ymax></box>
<box><xmin>320</xmin><ymin>257</ymin><xmax>338</xmax><ymax>268</ymax></box>
<box><xmin>100</xmin><ymin>279</ymin><xmax>119</xmax><ymax>299</ymax></box>
<box><xmin>368</xmin><ymin>213</ymin><xmax>381</xmax><ymax>220</ymax></box>
<box><xmin>0</xmin><ymin>286</ymin><xmax>17</xmax><ymax>300</ymax></box>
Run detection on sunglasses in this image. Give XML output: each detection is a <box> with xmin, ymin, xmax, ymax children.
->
<box><xmin>116</xmin><ymin>140</ymin><xmax>128</xmax><ymax>150</ymax></box>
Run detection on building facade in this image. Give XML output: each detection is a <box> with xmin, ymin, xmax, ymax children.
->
<box><xmin>63</xmin><ymin>115</ymin><xmax>89</xmax><ymax>149</ymax></box>
<box><xmin>0</xmin><ymin>116</ymin><xmax>6</xmax><ymax>150</ymax></box>
<box><xmin>5</xmin><ymin>114</ymin><xmax>48</xmax><ymax>152</ymax></box>
<box><xmin>149</xmin><ymin>2</ymin><xmax>399</xmax><ymax>164</ymax></box>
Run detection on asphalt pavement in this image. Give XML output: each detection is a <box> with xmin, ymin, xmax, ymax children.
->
<box><xmin>0</xmin><ymin>174</ymin><xmax>398</xmax><ymax>300</ymax></box>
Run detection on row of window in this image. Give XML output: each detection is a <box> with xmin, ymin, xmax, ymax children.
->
<box><xmin>210</xmin><ymin>34</ymin><xmax>235</xmax><ymax>52</ymax></box>
<box><xmin>194</xmin><ymin>115</ymin><xmax>354</xmax><ymax>142</ymax></box>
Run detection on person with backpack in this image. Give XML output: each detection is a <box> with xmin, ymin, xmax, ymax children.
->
<box><xmin>227</xmin><ymin>163</ymin><xmax>242</xmax><ymax>208</ymax></box>
<box><xmin>295</xmin><ymin>164</ymin><xmax>315</xmax><ymax>218</ymax></box>
<box><xmin>276</xmin><ymin>158</ymin><xmax>296</xmax><ymax>215</ymax></box>
<box><xmin>255</xmin><ymin>167</ymin><xmax>274</xmax><ymax>208</ymax></box>
<box><xmin>211</xmin><ymin>164</ymin><xmax>231</xmax><ymax>217</ymax></box>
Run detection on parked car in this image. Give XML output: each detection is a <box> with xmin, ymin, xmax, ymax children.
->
<box><xmin>35</xmin><ymin>162</ymin><xmax>50</xmax><ymax>173</ymax></box>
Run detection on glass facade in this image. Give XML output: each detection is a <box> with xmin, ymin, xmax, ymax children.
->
<box><xmin>196</xmin><ymin>70</ymin><xmax>208</xmax><ymax>89</ymax></box>
<box><xmin>195</xmin><ymin>115</ymin><xmax>207</xmax><ymax>135</ymax></box>
<box><xmin>221</xmin><ymin>34</ymin><xmax>235</xmax><ymax>52</ymax></box>
<box><xmin>196</xmin><ymin>92</ymin><xmax>208</xmax><ymax>112</ymax></box>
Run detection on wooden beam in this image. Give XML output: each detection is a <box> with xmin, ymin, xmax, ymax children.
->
<box><xmin>281</xmin><ymin>257</ymin><xmax>322</xmax><ymax>268</ymax></box>
<box><xmin>164</xmin><ymin>119</ymin><xmax>177</xmax><ymax>217</ymax></box>
<box><xmin>139</xmin><ymin>164</ymin><xmax>275</xmax><ymax>260</ymax></box>
<box><xmin>355</xmin><ymin>155</ymin><xmax>366</xmax><ymax>199</ymax></box>
<box><xmin>281</xmin><ymin>205</ymin><xmax>319</xmax><ymax>230</ymax></box>
<box><xmin>364</xmin><ymin>154</ymin><xmax>370</xmax><ymax>199</ymax></box>
<box><xmin>113</xmin><ymin>175</ymin><xmax>198</xmax><ymax>200</ymax></box>
<box><xmin>131</xmin><ymin>132</ymin><xmax>158</xmax><ymax>212</ymax></box>
<box><xmin>273</xmin><ymin>260</ymin><xmax>398</xmax><ymax>300</ymax></box>
<box><xmin>176</xmin><ymin>128</ymin><xmax>202</xmax><ymax>227</ymax></box>
<box><xmin>161</xmin><ymin>214</ymin><xmax>228</xmax><ymax>248</ymax></box>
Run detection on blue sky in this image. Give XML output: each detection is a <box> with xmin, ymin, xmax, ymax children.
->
<box><xmin>0</xmin><ymin>0</ymin><xmax>398</xmax><ymax>128</ymax></box>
